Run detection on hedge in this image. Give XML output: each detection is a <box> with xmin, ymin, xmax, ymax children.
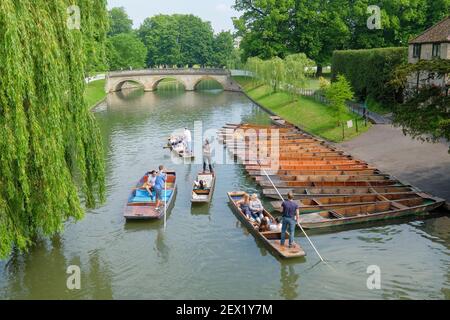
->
<box><xmin>331</xmin><ymin>47</ymin><xmax>407</xmax><ymax>105</ymax></box>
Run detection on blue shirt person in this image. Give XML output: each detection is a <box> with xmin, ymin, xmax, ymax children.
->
<box><xmin>280</xmin><ymin>192</ymin><xmax>300</xmax><ymax>248</ymax></box>
<box><xmin>153</xmin><ymin>168</ymin><xmax>166</xmax><ymax>211</ymax></box>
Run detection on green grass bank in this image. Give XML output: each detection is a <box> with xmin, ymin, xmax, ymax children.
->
<box><xmin>85</xmin><ymin>79</ymin><xmax>106</xmax><ymax>108</ymax></box>
<box><xmin>234</xmin><ymin>76</ymin><xmax>371</xmax><ymax>142</ymax></box>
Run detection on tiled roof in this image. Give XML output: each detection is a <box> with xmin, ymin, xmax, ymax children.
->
<box><xmin>409</xmin><ymin>16</ymin><xmax>450</xmax><ymax>44</ymax></box>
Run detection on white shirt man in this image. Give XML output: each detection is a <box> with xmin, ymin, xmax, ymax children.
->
<box><xmin>184</xmin><ymin>128</ymin><xmax>192</xmax><ymax>153</ymax></box>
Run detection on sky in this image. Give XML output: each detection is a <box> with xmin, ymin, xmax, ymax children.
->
<box><xmin>107</xmin><ymin>0</ymin><xmax>239</xmax><ymax>33</ymax></box>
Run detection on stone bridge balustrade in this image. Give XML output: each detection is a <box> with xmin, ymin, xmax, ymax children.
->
<box><xmin>105</xmin><ymin>68</ymin><xmax>241</xmax><ymax>93</ymax></box>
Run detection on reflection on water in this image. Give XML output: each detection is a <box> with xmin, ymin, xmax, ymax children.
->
<box><xmin>0</xmin><ymin>88</ymin><xmax>449</xmax><ymax>299</ymax></box>
<box><xmin>280</xmin><ymin>265</ymin><xmax>300</xmax><ymax>300</ymax></box>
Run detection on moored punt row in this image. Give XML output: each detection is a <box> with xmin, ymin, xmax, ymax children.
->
<box><xmin>220</xmin><ymin>120</ymin><xmax>445</xmax><ymax>229</ymax></box>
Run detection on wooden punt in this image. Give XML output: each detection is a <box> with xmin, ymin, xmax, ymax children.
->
<box><xmin>225</xmin><ymin>141</ymin><xmax>321</xmax><ymax>148</ymax></box>
<box><xmin>248</xmin><ymin>168</ymin><xmax>379</xmax><ymax>176</ymax></box>
<box><xmin>219</xmin><ymin>130</ymin><xmax>304</xmax><ymax>137</ymax></box>
<box><xmin>298</xmin><ymin>195</ymin><xmax>445</xmax><ymax>229</ymax></box>
<box><xmin>245</xmin><ymin>159</ymin><xmax>364</xmax><ymax>166</ymax></box>
<box><xmin>254</xmin><ymin>173</ymin><xmax>389</xmax><ymax>184</ymax></box>
<box><xmin>229</xmin><ymin>149</ymin><xmax>354</xmax><ymax>161</ymax></box>
<box><xmin>191</xmin><ymin>172</ymin><xmax>216</xmax><ymax>203</ymax></box>
<box><xmin>124</xmin><ymin>171</ymin><xmax>177</xmax><ymax>220</ymax></box>
<box><xmin>283</xmin><ymin>174</ymin><xmax>390</xmax><ymax>181</ymax></box>
<box><xmin>227</xmin><ymin>191</ymin><xmax>305</xmax><ymax>259</ymax></box>
<box><xmin>270</xmin><ymin>193</ymin><xmax>423</xmax><ymax>213</ymax></box>
<box><xmin>230</xmin><ymin>148</ymin><xmax>338</xmax><ymax>156</ymax></box>
<box><xmin>259</xmin><ymin>180</ymin><xmax>400</xmax><ymax>188</ymax></box>
<box><xmin>246</xmin><ymin>164</ymin><xmax>372</xmax><ymax>171</ymax></box>
<box><xmin>167</xmin><ymin>142</ymin><xmax>195</xmax><ymax>159</ymax></box>
<box><xmin>238</xmin><ymin>151</ymin><xmax>346</xmax><ymax>157</ymax></box>
<box><xmin>270</xmin><ymin>115</ymin><xmax>295</xmax><ymax>128</ymax></box>
<box><xmin>262</xmin><ymin>186</ymin><xmax>416</xmax><ymax>200</ymax></box>
<box><xmin>218</xmin><ymin>131</ymin><xmax>303</xmax><ymax>138</ymax></box>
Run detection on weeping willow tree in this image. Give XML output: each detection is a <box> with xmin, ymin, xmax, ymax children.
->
<box><xmin>244</xmin><ymin>54</ymin><xmax>315</xmax><ymax>94</ymax></box>
<box><xmin>0</xmin><ymin>0</ymin><xmax>107</xmax><ymax>258</ymax></box>
<box><xmin>79</xmin><ymin>0</ymin><xmax>109</xmax><ymax>74</ymax></box>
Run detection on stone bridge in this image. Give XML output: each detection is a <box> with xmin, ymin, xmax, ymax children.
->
<box><xmin>105</xmin><ymin>68</ymin><xmax>241</xmax><ymax>92</ymax></box>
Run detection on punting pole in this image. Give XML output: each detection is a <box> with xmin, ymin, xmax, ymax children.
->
<box><xmin>257</xmin><ymin>161</ymin><xmax>325</xmax><ymax>262</ymax></box>
<box><xmin>164</xmin><ymin>178</ymin><xmax>167</xmax><ymax>230</ymax></box>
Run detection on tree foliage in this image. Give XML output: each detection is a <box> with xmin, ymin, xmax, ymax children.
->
<box><xmin>325</xmin><ymin>75</ymin><xmax>355</xmax><ymax>138</ymax></box>
<box><xmin>107</xmin><ymin>33</ymin><xmax>147</xmax><ymax>70</ymax></box>
<box><xmin>233</xmin><ymin>0</ymin><xmax>450</xmax><ymax>73</ymax></box>
<box><xmin>0</xmin><ymin>0</ymin><xmax>107</xmax><ymax>258</ymax></box>
<box><xmin>331</xmin><ymin>47</ymin><xmax>407</xmax><ymax>104</ymax></box>
<box><xmin>138</xmin><ymin>14</ymin><xmax>233</xmax><ymax>67</ymax></box>
<box><xmin>245</xmin><ymin>54</ymin><xmax>315</xmax><ymax>92</ymax></box>
<box><xmin>80</xmin><ymin>0</ymin><xmax>109</xmax><ymax>73</ymax></box>
<box><xmin>211</xmin><ymin>31</ymin><xmax>235</xmax><ymax>68</ymax></box>
<box><xmin>390</xmin><ymin>59</ymin><xmax>450</xmax><ymax>150</ymax></box>
<box><xmin>108</xmin><ymin>7</ymin><xmax>133</xmax><ymax>36</ymax></box>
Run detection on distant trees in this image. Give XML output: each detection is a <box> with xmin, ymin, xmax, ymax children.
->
<box><xmin>106</xmin><ymin>9</ymin><xmax>235</xmax><ymax>69</ymax></box>
<box><xmin>233</xmin><ymin>0</ymin><xmax>450</xmax><ymax>75</ymax></box>
<box><xmin>107</xmin><ymin>33</ymin><xmax>147</xmax><ymax>70</ymax></box>
<box><xmin>108</xmin><ymin>7</ymin><xmax>133</xmax><ymax>36</ymax></box>
<box><xmin>210</xmin><ymin>31</ymin><xmax>235</xmax><ymax>68</ymax></box>
<box><xmin>138</xmin><ymin>14</ymin><xmax>234</xmax><ymax>68</ymax></box>
<box><xmin>138</xmin><ymin>15</ymin><xmax>182</xmax><ymax>67</ymax></box>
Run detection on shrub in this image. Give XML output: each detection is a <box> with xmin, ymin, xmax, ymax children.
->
<box><xmin>331</xmin><ymin>47</ymin><xmax>407</xmax><ymax>105</ymax></box>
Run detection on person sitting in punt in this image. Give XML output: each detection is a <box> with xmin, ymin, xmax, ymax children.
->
<box><xmin>268</xmin><ymin>217</ymin><xmax>282</xmax><ymax>232</ymax></box>
<box><xmin>249</xmin><ymin>194</ymin><xmax>264</xmax><ymax>223</ymax></box>
<box><xmin>194</xmin><ymin>179</ymin><xmax>206</xmax><ymax>190</ymax></box>
<box><xmin>236</xmin><ymin>194</ymin><xmax>252</xmax><ymax>220</ymax></box>
<box><xmin>259</xmin><ymin>217</ymin><xmax>271</xmax><ymax>232</ymax></box>
<box><xmin>169</xmin><ymin>135</ymin><xmax>183</xmax><ymax>148</ymax></box>
<box><xmin>142</xmin><ymin>170</ymin><xmax>157</xmax><ymax>197</ymax></box>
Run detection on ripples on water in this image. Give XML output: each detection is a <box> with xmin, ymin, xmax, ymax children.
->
<box><xmin>0</xmin><ymin>89</ymin><xmax>449</xmax><ymax>299</ymax></box>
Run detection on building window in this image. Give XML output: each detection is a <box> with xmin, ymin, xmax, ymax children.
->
<box><xmin>413</xmin><ymin>44</ymin><xmax>421</xmax><ymax>58</ymax></box>
<box><xmin>432</xmin><ymin>43</ymin><xmax>441</xmax><ymax>58</ymax></box>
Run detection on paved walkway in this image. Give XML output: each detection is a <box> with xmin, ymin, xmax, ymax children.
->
<box><xmin>337</xmin><ymin>124</ymin><xmax>450</xmax><ymax>203</ymax></box>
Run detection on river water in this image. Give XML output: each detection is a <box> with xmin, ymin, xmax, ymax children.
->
<box><xmin>0</xmin><ymin>88</ymin><xmax>449</xmax><ymax>299</ymax></box>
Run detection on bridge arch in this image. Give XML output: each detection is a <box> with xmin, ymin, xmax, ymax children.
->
<box><xmin>112</xmin><ymin>78</ymin><xmax>145</xmax><ymax>92</ymax></box>
<box><xmin>193</xmin><ymin>76</ymin><xmax>225</xmax><ymax>91</ymax></box>
<box><xmin>152</xmin><ymin>77</ymin><xmax>187</xmax><ymax>91</ymax></box>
